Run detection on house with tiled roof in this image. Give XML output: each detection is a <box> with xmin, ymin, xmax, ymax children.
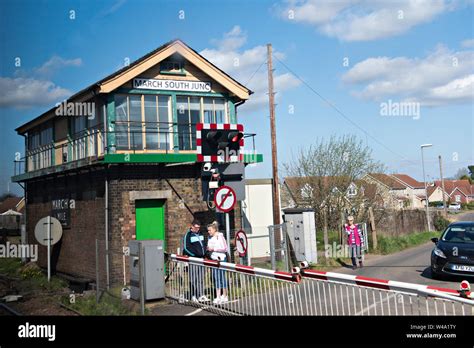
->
<box><xmin>427</xmin><ymin>185</ymin><xmax>448</xmax><ymax>203</ymax></box>
<box><xmin>434</xmin><ymin>179</ymin><xmax>474</xmax><ymax>203</ymax></box>
<box><xmin>281</xmin><ymin>176</ymin><xmax>381</xmax><ymax>210</ymax></box>
<box><xmin>362</xmin><ymin>173</ymin><xmax>427</xmax><ymax>209</ymax></box>
<box><xmin>0</xmin><ymin>196</ymin><xmax>24</xmax><ymax>214</ymax></box>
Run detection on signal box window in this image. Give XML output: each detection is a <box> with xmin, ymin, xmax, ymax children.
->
<box><xmin>177</xmin><ymin>96</ymin><xmax>200</xmax><ymax>151</ymax></box>
<box><xmin>203</xmin><ymin>98</ymin><xmax>227</xmax><ymax>124</ymax></box>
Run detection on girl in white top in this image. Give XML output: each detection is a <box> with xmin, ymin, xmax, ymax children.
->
<box><xmin>207</xmin><ymin>221</ymin><xmax>228</xmax><ymax>304</ymax></box>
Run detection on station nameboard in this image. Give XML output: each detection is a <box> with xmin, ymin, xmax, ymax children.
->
<box><xmin>51</xmin><ymin>198</ymin><xmax>74</xmax><ymax>228</ymax></box>
<box><xmin>133</xmin><ymin>78</ymin><xmax>212</xmax><ymax>92</ymax></box>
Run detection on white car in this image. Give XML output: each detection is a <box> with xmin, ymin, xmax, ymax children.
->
<box><xmin>448</xmin><ymin>202</ymin><xmax>461</xmax><ymax>210</ymax></box>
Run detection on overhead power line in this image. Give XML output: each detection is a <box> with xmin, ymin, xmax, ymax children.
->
<box><xmin>244</xmin><ymin>60</ymin><xmax>266</xmax><ymax>86</ymax></box>
<box><xmin>272</xmin><ymin>54</ymin><xmax>419</xmax><ymax>166</ymax></box>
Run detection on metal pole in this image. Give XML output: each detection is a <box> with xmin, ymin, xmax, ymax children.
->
<box><xmin>267</xmin><ymin>44</ymin><xmax>282</xmax><ymax>260</ymax></box>
<box><xmin>284</xmin><ymin>224</ymin><xmax>290</xmax><ymax>272</ymax></box>
<box><xmin>225</xmin><ymin>212</ymin><xmax>231</xmax><ymax>255</ymax></box>
<box><xmin>421</xmin><ymin>147</ymin><xmax>431</xmax><ymax>231</ymax></box>
<box><xmin>269</xmin><ymin>226</ymin><xmax>275</xmax><ymax>270</ymax></box>
<box><xmin>139</xmin><ymin>242</ymin><xmax>145</xmax><ymax>315</ymax></box>
<box><xmin>20</xmin><ymin>224</ymin><xmax>26</xmax><ymax>263</ymax></box>
<box><xmin>105</xmin><ymin>177</ymin><xmax>110</xmax><ymax>290</ymax></box>
<box><xmin>439</xmin><ymin>155</ymin><xmax>448</xmax><ymax>215</ymax></box>
<box><xmin>47</xmin><ymin>216</ymin><xmax>51</xmax><ymax>282</ymax></box>
<box><xmin>95</xmin><ymin>239</ymin><xmax>100</xmax><ymax>304</ymax></box>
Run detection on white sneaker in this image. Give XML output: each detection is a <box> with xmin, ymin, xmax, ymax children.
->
<box><xmin>220</xmin><ymin>295</ymin><xmax>229</xmax><ymax>303</ymax></box>
<box><xmin>191</xmin><ymin>296</ymin><xmax>199</xmax><ymax>303</ymax></box>
<box><xmin>198</xmin><ymin>295</ymin><xmax>210</xmax><ymax>302</ymax></box>
<box><xmin>213</xmin><ymin>297</ymin><xmax>221</xmax><ymax>305</ymax></box>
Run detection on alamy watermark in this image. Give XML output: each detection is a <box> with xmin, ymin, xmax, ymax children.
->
<box><xmin>55</xmin><ymin>100</ymin><xmax>95</xmax><ymax>120</ymax></box>
<box><xmin>380</xmin><ymin>99</ymin><xmax>420</xmax><ymax>120</ymax></box>
<box><xmin>324</xmin><ymin>242</ymin><xmax>363</xmax><ymax>259</ymax></box>
<box><xmin>18</xmin><ymin>322</ymin><xmax>55</xmax><ymax>341</ymax></box>
<box><xmin>0</xmin><ymin>242</ymin><xmax>38</xmax><ymax>262</ymax></box>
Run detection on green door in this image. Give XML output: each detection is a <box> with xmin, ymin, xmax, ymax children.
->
<box><xmin>135</xmin><ymin>200</ymin><xmax>165</xmax><ymax>244</ymax></box>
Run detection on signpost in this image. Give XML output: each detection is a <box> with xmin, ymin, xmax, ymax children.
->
<box><xmin>235</xmin><ymin>230</ymin><xmax>248</xmax><ymax>257</ymax></box>
<box><xmin>214</xmin><ymin>186</ymin><xmax>236</xmax><ymax>255</ymax></box>
<box><xmin>34</xmin><ymin>216</ymin><xmax>63</xmax><ymax>282</ymax></box>
<box><xmin>214</xmin><ymin>185</ymin><xmax>236</xmax><ymax>213</ymax></box>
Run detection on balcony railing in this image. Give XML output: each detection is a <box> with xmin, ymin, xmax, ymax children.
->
<box><xmin>14</xmin><ymin>126</ymin><xmax>106</xmax><ymax>176</ymax></box>
<box><xmin>13</xmin><ymin>122</ymin><xmax>257</xmax><ymax>176</ymax></box>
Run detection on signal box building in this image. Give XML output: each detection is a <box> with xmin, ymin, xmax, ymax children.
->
<box><xmin>12</xmin><ymin>40</ymin><xmax>262</xmax><ymax>286</ymax></box>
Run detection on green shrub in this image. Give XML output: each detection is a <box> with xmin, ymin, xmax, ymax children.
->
<box><xmin>433</xmin><ymin>215</ymin><xmax>450</xmax><ymax>231</ymax></box>
<box><xmin>18</xmin><ymin>262</ymin><xmax>43</xmax><ymax>279</ymax></box>
<box><xmin>461</xmin><ymin>202</ymin><xmax>474</xmax><ymax>210</ymax></box>
<box><xmin>429</xmin><ymin>201</ymin><xmax>443</xmax><ymax>207</ymax></box>
<box><xmin>0</xmin><ymin>258</ymin><xmax>22</xmax><ymax>276</ymax></box>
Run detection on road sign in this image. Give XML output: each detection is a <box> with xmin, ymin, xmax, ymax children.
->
<box><xmin>34</xmin><ymin>216</ymin><xmax>63</xmax><ymax>246</ymax></box>
<box><xmin>34</xmin><ymin>216</ymin><xmax>63</xmax><ymax>283</ymax></box>
<box><xmin>214</xmin><ymin>185</ymin><xmax>236</xmax><ymax>213</ymax></box>
<box><xmin>235</xmin><ymin>230</ymin><xmax>248</xmax><ymax>257</ymax></box>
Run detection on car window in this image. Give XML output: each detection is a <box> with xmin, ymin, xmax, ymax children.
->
<box><xmin>442</xmin><ymin>226</ymin><xmax>474</xmax><ymax>243</ymax></box>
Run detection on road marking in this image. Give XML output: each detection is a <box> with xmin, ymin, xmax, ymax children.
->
<box><xmin>355</xmin><ymin>293</ymin><xmax>396</xmax><ymax>315</ymax></box>
<box><xmin>185</xmin><ymin>300</ymin><xmax>240</xmax><ymax>316</ymax></box>
<box><xmin>186</xmin><ymin>307</ymin><xmax>206</xmax><ymax>316</ymax></box>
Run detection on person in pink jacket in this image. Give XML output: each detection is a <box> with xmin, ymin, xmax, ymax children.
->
<box><xmin>345</xmin><ymin>216</ymin><xmax>364</xmax><ymax>270</ymax></box>
<box><xmin>207</xmin><ymin>221</ymin><xmax>229</xmax><ymax>304</ymax></box>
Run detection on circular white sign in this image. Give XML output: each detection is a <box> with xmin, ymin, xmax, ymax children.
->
<box><xmin>214</xmin><ymin>186</ymin><xmax>236</xmax><ymax>213</ymax></box>
<box><xmin>235</xmin><ymin>230</ymin><xmax>248</xmax><ymax>257</ymax></box>
<box><xmin>34</xmin><ymin>216</ymin><xmax>63</xmax><ymax>246</ymax></box>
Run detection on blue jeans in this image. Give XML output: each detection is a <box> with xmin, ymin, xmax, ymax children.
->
<box><xmin>189</xmin><ymin>264</ymin><xmax>204</xmax><ymax>298</ymax></box>
<box><xmin>212</xmin><ymin>258</ymin><xmax>227</xmax><ymax>289</ymax></box>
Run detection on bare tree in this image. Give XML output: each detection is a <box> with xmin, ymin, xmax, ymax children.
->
<box><xmin>283</xmin><ymin>135</ymin><xmax>385</xmax><ymax>249</ymax></box>
<box><xmin>454</xmin><ymin>167</ymin><xmax>472</xmax><ymax>183</ymax></box>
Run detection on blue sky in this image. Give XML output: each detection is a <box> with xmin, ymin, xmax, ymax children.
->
<box><xmin>0</xmin><ymin>0</ymin><xmax>473</xmax><ymax>196</ymax></box>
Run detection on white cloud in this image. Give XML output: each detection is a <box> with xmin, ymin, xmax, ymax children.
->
<box><xmin>423</xmin><ymin>74</ymin><xmax>474</xmax><ymax>105</ymax></box>
<box><xmin>0</xmin><ymin>77</ymin><xmax>72</xmax><ymax>109</ymax></box>
<box><xmin>200</xmin><ymin>26</ymin><xmax>300</xmax><ymax>111</ymax></box>
<box><xmin>461</xmin><ymin>38</ymin><xmax>474</xmax><ymax>48</ymax></box>
<box><xmin>2</xmin><ymin>55</ymin><xmax>82</xmax><ymax>109</ymax></box>
<box><xmin>35</xmin><ymin>56</ymin><xmax>82</xmax><ymax>77</ymax></box>
<box><xmin>279</xmin><ymin>0</ymin><xmax>451</xmax><ymax>41</ymax></box>
<box><xmin>342</xmin><ymin>44</ymin><xmax>474</xmax><ymax>106</ymax></box>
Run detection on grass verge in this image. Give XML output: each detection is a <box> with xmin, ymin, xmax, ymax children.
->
<box><xmin>60</xmin><ymin>287</ymin><xmax>146</xmax><ymax>316</ymax></box>
<box><xmin>371</xmin><ymin>231</ymin><xmax>439</xmax><ymax>255</ymax></box>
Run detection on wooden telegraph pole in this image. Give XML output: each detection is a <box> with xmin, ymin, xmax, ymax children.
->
<box><xmin>368</xmin><ymin>206</ymin><xmax>377</xmax><ymax>250</ymax></box>
<box><xmin>439</xmin><ymin>155</ymin><xmax>448</xmax><ymax>215</ymax></box>
<box><xmin>267</xmin><ymin>44</ymin><xmax>282</xmax><ymax>258</ymax></box>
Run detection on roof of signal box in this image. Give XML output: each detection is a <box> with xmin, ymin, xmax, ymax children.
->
<box><xmin>16</xmin><ymin>39</ymin><xmax>253</xmax><ymax>134</ymax></box>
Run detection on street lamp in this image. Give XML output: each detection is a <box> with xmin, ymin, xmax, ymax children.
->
<box><xmin>421</xmin><ymin>144</ymin><xmax>433</xmax><ymax>231</ymax></box>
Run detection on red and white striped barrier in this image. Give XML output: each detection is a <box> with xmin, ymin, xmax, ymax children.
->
<box><xmin>299</xmin><ymin>268</ymin><xmax>474</xmax><ymax>304</ymax></box>
<box><xmin>171</xmin><ymin>254</ymin><xmax>301</xmax><ymax>283</ymax></box>
<box><xmin>170</xmin><ymin>255</ymin><xmax>473</xmax><ymax>304</ymax></box>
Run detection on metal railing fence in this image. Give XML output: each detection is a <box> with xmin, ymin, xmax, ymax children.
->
<box><xmin>166</xmin><ymin>254</ymin><xmax>474</xmax><ymax>316</ymax></box>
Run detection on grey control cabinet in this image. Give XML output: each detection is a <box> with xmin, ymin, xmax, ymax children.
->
<box><xmin>283</xmin><ymin>208</ymin><xmax>318</xmax><ymax>264</ymax></box>
<box><xmin>129</xmin><ymin>240</ymin><xmax>165</xmax><ymax>301</ymax></box>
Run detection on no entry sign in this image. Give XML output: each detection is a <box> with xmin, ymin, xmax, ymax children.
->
<box><xmin>214</xmin><ymin>185</ymin><xmax>236</xmax><ymax>213</ymax></box>
<box><xmin>235</xmin><ymin>230</ymin><xmax>248</xmax><ymax>257</ymax></box>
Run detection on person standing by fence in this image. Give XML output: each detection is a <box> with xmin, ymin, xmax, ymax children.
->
<box><xmin>345</xmin><ymin>216</ymin><xmax>364</xmax><ymax>270</ymax></box>
<box><xmin>183</xmin><ymin>219</ymin><xmax>210</xmax><ymax>303</ymax></box>
<box><xmin>206</xmin><ymin>221</ymin><xmax>229</xmax><ymax>304</ymax></box>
